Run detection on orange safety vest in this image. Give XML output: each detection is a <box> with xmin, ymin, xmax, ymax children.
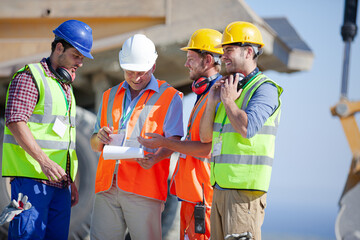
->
<box><xmin>170</xmin><ymin>92</ymin><xmax>213</xmax><ymax>207</ymax></box>
<box><xmin>95</xmin><ymin>80</ymin><xmax>182</xmax><ymax>201</ymax></box>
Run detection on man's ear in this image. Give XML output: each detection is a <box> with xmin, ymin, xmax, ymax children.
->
<box><xmin>245</xmin><ymin>46</ymin><xmax>255</xmax><ymax>60</ymax></box>
<box><xmin>205</xmin><ymin>54</ymin><xmax>214</xmax><ymax>66</ymax></box>
<box><xmin>55</xmin><ymin>42</ymin><xmax>64</xmax><ymax>53</ymax></box>
<box><xmin>205</xmin><ymin>54</ymin><xmax>215</xmax><ymax>64</ymax></box>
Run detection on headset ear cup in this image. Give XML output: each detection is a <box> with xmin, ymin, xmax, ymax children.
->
<box><xmin>192</xmin><ymin>80</ymin><xmax>203</xmax><ymax>95</ymax></box>
<box><xmin>56</xmin><ymin>67</ymin><xmax>73</xmax><ymax>84</ymax></box>
<box><xmin>191</xmin><ymin>81</ymin><xmax>197</xmax><ymax>93</ymax></box>
<box><xmin>192</xmin><ymin>77</ymin><xmax>210</xmax><ymax>95</ymax></box>
<box><xmin>46</xmin><ymin>58</ymin><xmax>74</xmax><ymax>84</ymax></box>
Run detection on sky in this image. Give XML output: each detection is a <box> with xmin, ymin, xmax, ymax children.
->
<box><xmin>182</xmin><ymin>1</ymin><xmax>360</xmax><ymax>239</ymax></box>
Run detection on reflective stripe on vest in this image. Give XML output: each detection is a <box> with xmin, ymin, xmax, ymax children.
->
<box><xmin>95</xmin><ymin>80</ymin><xmax>182</xmax><ymax>201</ymax></box>
<box><xmin>2</xmin><ymin>63</ymin><xmax>78</xmax><ymax>180</ymax></box>
<box><xmin>3</xmin><ymin>136</ymin><xmax>75</xmax><ymax>150</ymax></box>
<box><xmin>211</xmin><ymin>74</ymin><xmax>283</xmax><ymax>192</ymax></box>
<box><xmin>170</xmin><ymin>90</ymin><xmax>213</xmax><ymax>206</ymax></box>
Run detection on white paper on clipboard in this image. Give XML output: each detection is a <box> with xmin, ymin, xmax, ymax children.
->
<box><xmin>103</xmin><ymin>145</ymin><xmax>144</xmax><ymax>160</ymax></box>
<box><xmin>109</xmin><ymin>130</ymin><xmax>126</xmax><ymax>146</ymax></box>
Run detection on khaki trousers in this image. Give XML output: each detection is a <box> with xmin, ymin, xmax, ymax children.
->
<box><xmin>210</xmin><ymin>188</ymin><xmax>266</xmax><ymax>240</ymax></box>
<box><xmin>90</xmin><ymin>179</ymin><xmax>164</xmax><ymax>240</ymax></box>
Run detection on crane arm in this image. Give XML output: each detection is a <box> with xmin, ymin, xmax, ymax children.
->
<box><xmin>331</xmin><ymin>99</ymin><xmax>360</xmax><ymax>197</ymax></box>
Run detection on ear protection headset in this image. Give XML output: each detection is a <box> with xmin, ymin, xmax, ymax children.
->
<box><xmin>236</xmin><ymin>67</ymin><xmax>260</xmax><ymax>91</ymax></box>
<box><xmin>46</xmin><ymin>58</ymin><xmax>73</xmax><ymax>84</ymax></box>
<box><xmin>191</xmin><ymin>73</ymin><xmax>221</xmax><ymax>95</ymax></box>
<box><xmin>192</xmin><ymin>77</ymin><xmax>210</xmax><ymax>95</ymax></box>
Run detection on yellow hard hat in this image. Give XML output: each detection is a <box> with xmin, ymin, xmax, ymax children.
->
<box><xmin>181</xmin><ymin>28</ymin><xmax>224</xmax><ymax>55</ymax></box>
<box><xmin>217</xmin><ymin>21</ymin><xmax>264</xmax><ymax>48</ymax></box>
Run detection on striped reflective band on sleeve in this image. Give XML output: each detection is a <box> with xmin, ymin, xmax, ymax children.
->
<box><xmin>211</xmin><ymin>154</ymin><xmax>273</xmax><ymax>166</ymax></box>
<box><xmin>3</xmin><ymin>134</ymin><xmax>75</xmax><ymax>150</ymax></box>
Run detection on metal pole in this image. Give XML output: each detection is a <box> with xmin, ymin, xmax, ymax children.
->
<box><xmin>340</xmin><ymin>0</ymin><xmax>358</xmax><ymax>99</ymax></box>
<box><xmin>341</xmin><ymin>41</ymin><xmax>351</xmax><ymax>99</ymax></box>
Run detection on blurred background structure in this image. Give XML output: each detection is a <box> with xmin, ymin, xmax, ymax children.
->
<box><xmin>0</xmin><ymin>0</ymin><xmax>313</xmax><ymax>112</ymax></box>
<box><xmin>1</xmin><ymin>0</ymin><xmax>339</xmax><ymax>239</ymax></box>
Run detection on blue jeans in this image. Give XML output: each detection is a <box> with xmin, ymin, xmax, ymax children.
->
<box><xmin>8</xmin><ymin>177</ymin><xmax>71</xmax><ymax>240</ymax></box>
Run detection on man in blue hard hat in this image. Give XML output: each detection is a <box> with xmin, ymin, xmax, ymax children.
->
<box><xmin>1</xmin><ymin>19</ymin><xmax>93</xmax><ymax>239</ymax></box>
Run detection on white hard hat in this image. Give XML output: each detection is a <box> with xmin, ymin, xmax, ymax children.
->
<box><xmin>119</xmin><ymin>34</ymin><xmax>158</xmax><ymax>72</ymax></box>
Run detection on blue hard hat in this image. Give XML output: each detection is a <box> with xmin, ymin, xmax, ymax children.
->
<box><xmin>53</xmin><ymin>20</ymin><xmax>94</xmax><ymax>59</ymax></box>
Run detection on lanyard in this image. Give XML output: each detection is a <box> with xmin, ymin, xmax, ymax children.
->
<box><xmin>56</xmin><ymin>81</ymin><xmax>70</xmax><ymax>116</ymax></box>
<box><xmin>219</xmin><ymin>113</ymin><xmax>228</xmax><ymax>136</ymax></box>
<box><xmin>120</xmin><ymin>90</ymin><xmax>151</xmax><ymax>129</ymax></box>
<box><xmin>120</xmin><ymin>93</ymin><xmax>134</xmax><ymax>129</ymax></box>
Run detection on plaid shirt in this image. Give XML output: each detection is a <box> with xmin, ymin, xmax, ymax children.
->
<box><xmin>5</xmin><ymin>58</ymin><xmax>72</xmax><ymax>188</ymax></box>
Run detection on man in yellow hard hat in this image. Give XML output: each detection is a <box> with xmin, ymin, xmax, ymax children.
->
<box><xmin>138</xmin><ymin>28</ymin><xmax>223</xmax><ymax>240</ymax></box>
<box><xmin>200</xmin><ymin>21</ymin><xmax>283</xmax><ymax>240</ymax></box>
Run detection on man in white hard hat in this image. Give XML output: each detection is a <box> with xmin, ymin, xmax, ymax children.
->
<box><xmin>138</xmin><ymin>28</ymin><xmax>223</xmax><ymax>240</ymax></box>
<box><xmin>90</xmin><ymin>34</ymin><xmax>184</xmax><ymax>240</ymax></box>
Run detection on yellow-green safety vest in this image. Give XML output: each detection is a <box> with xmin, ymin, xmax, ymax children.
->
<box><xmin>2</xmin><ymin>63</ymin><xmax>78</xmax><ymax>181</ymax></box>
<box><xmin>211</xmin><ymin>73</ymin><xmax>283</xmax><ymax>192</ymax></box>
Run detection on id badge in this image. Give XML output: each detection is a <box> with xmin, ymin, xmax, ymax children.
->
<box><xmin>110</xmin><ymin>129</ymin><xmax>126</xmax><ymax>146</ymax></box>
<box><xmin>53</xmin><ymin>116</ymin><xmax>67</xmax><ymax>138</ymax></box>
<box><xmin>212</xmin><ymin>136</ymin><xmax>222</xmax><ymax>156</ymax></box>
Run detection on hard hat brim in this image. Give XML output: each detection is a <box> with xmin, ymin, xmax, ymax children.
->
<box><xmin>180</xmin><ymin>47</ymin><xmax>190</xmax><ymax>51</ymax></box>
<box><xmin>120</xmin><ymin>62</ymin><xmax>154</xmax><ymax>72</ymax></box>
<box><xmin>79</xmin><ymin>50</ymin><xmax>94</xmax><ymax>59</ymax></box>
<box><xmin>215</xmin><ymin>41</ymin><xmax>265</xmax><ymax>49</ymax></box>
<box><xmin>180</xmin><ymin>46</ymin><xmax>223</xmax><ymax>55</ymax></box>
